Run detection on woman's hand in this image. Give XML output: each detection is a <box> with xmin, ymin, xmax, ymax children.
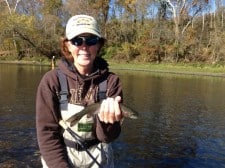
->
<box><xmin>98</xmin><ymin>96</ymin><xmax>122</xmax><ymax>124</ymax></box>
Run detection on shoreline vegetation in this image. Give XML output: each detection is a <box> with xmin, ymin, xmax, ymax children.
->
<box><xmin>1</xmin><ymin>1</ymin><xmax>225</xmax><ymax>74</ymax></box>
<box><xmin>1</xmin><ymin>59</ymin><xmax>225</xmax><ymax>78</ymax></box>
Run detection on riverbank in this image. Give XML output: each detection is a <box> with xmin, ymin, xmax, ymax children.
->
<box><xmin>0</xmin><ymin>60</ymin><xmax>50</xmax><ymax>66</ymax></box>
<box><xmin>108</xmin><ymin>61</ymin><xmax>225</xmax><ymax>78</ymax></box>
<box><xmin>1</xmin><ymin>60</ymin><xmax>225</xmax><ymax>78</ymax></box>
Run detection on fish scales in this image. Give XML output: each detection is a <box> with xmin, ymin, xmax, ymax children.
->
<box><xmin>67</xmin><ymin>103</ymin><xmax>138</xmax><ymax>126</ymax></box>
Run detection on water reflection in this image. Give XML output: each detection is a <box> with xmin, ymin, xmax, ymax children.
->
<box><xmin>1</xmin><ymin>65</ymin><xmax>225</xmax><ymax>167</ymax></box>
<box><xmin>0</xmin><ymin>64</ymin><xmax>49</xmax><ymax>167</ymax></box>
<box><xmin>112</xmin><ymin>70</ymin><xmax>225</xmax><ymax>168</ymax></box>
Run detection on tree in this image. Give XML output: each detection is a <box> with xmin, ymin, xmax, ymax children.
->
<box><xmin>3</xmin><ymin>0</ymin><xmax>21</xmax><ymax>55</ymax></box>
<box><xmin>156</xmin><ymin>0</ymin><xmax>209</xmax><ymax>61</ymax></box>
<box><xmin>1</xmin><ymin>0</ymin><xmax>64</xmax><ymax>59</ymax></box>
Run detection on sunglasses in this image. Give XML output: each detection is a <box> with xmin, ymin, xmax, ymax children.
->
<box><xmin>71</xmin><ymin>36</ymin><xmax>100</xmax><ymax>46</ymax></box>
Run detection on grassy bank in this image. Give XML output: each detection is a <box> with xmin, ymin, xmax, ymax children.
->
<box><xmin>108</xmin><ymin>61</ymin><xmax>225</xmax><ymax>77</ymax></box>
<box><xmin>1</xmin><ymin>58</ymin><xmax>225</xmax><ymax>77</ymax></box>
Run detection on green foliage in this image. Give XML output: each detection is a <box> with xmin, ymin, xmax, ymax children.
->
<box><xmin>41</xmin><ymin>0</ymin><xmax>63</xmax><ymax>15</ymax></box>
<box><xmin>103</xmin><ymin>46</ymin><xmax>119</xmax><ymax>59</ymax></box>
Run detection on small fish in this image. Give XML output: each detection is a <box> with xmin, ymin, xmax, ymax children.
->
<box><xmin>67</xmin><ymin>103</ymin><xmax>138</xmax><ymax>126</ymax></box>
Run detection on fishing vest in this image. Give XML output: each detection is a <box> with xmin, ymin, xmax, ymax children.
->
<box><xmin>56</xmin><ymin>69</ymin><xmax>114</xmax><ymax>168</ymax></box>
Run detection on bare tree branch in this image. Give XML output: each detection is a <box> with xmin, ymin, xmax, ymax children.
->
<box><xmin>4</xmin><ymin>0</ymin><xmax>12</xmax><ymax>14</ymax></box>
<box><xmin>14</xmin><ymin>0</ymin><xmax>21</xmax><ymax>12</ymax></box>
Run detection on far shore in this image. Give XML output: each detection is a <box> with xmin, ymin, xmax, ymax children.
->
<box><xmin>1</xmin><ymin>60</ymin><xmax>225</xmax><ymax>78</ymax></box>
<box><xmin>0</xmin><ymin>60</ymin><xmax>50</xmax><ymax>66</ymax></box>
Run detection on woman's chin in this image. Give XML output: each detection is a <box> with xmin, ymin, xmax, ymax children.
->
<box><xmin>78</xmin><ymin>60</ymin><xmax>92</xmax><ymax>67</ymax></box>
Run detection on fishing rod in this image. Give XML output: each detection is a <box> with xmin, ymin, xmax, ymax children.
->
<box><xmin>59</xmin><ymin>120</ymin><xmax>102</xmax><ymax>168</ymax></box>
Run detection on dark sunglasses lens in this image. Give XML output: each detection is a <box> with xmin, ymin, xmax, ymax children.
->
<box><xmin>71</xmin><ymin>37</ymin><xmax>83</xmax><ymax>46</ymax></box>
<box><xmin>86</xmin><ymin>37</ymin><xmax>99</xmax><ymax>46</ymax></box>
<box><xmin>71</xmin><ymin>36</ymin><xmax>99</xmax><ymax>46</ymax></box>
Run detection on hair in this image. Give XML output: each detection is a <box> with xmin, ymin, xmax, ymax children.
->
<box><xmin>60</xmin><ymin>36</ymin><xmax>105</xmax><ymax>63</ymax></box>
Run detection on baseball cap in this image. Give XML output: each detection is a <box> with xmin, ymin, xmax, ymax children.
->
<box><xmin>65</xmin><ymin>15</ymin><xmax>102</xmax><ymax>40</ymax></box>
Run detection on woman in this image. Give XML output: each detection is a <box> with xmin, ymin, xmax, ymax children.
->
<box><xmin>36</xmin><ymin>15</ymin><xmax>123</xmax><ymax>168</ymax></box>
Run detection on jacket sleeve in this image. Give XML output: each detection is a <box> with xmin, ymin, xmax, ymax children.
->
<box><xmin>95</xmin><ymin>73</ymin><xmax>123</xmax><ymax>143</ymax></box>
<box><xmin>36</xmin><ymin>71</ymin><xmax>70</xmax><ymax>168</ymax></box>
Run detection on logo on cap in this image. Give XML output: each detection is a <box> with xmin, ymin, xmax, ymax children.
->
<box><xmin>76</xmin><ymin>17</ymin><xmax>93</xmax><ymax>26</ymax></box>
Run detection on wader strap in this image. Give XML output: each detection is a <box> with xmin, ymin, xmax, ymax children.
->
<box><xmin>64</xmin><ymin>138</ymin><xmax>100</xmax><ymax>151</ymax></box>
<box><xmin>97</xmin><ymin>80</ymin><xmax>107</xmax><ymax>101</ymax></box>
<box><xmin>57</xmin><ymin>70</ymin><xmax>68</xmax><ymax>111</ymax></box>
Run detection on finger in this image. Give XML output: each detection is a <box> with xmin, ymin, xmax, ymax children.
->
<box><xmin>108</xmin><ymin>98</ymin><xmax>116</xmax><ymax>124</ymax></box>
<box><xmin>103</xmin><ymin>98</ymin><xmax>110</xmax><ymax>123</ymax></box>
<box><xmin>114</xmin><ymin>100</ymin><xmax>121</xmax><ymax>121</ymax></box>
<box><xmin>98</xmin><ymin>99</ymin><xmax>106</xmax><ymax>122</ymax></box>
<box><xmin>115</xmin><ymin>96</ymin><xmax>122</xmax><ymax>103</ymax></box>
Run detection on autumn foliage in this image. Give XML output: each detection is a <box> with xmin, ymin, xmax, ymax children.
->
<box><xmin>0</xmin><ymin>0</ymin><xmax>225</xmax><ymax>64</ymax></box>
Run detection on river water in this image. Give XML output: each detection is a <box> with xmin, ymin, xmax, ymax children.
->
<box><xmin>0</xmin><ymin>64</ymin><xmax>225</xmax><ymax>168</ymax></box>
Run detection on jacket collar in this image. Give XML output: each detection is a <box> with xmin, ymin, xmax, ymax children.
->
<box><xmin>58</xmin><ymin>57</ymin><xmax>109</xmax><ymax>82</ymax></box>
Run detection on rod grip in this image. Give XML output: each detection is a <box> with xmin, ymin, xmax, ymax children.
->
<box><xmin>59</xmin><ymin>120</ymin><xmax>68</xmax><ymax>129</ymax></box>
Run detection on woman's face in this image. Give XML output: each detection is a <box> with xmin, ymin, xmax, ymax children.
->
<box><xmin>66</xmin><ymin>33</ymin><xmax>101</xmax><ymax>75</ymax></box>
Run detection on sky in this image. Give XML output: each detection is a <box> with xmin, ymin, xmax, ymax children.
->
<box><xmin>209</xmin><ymin>0</ymin><xmax>225</xmax><ymax>11</ymax></box>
